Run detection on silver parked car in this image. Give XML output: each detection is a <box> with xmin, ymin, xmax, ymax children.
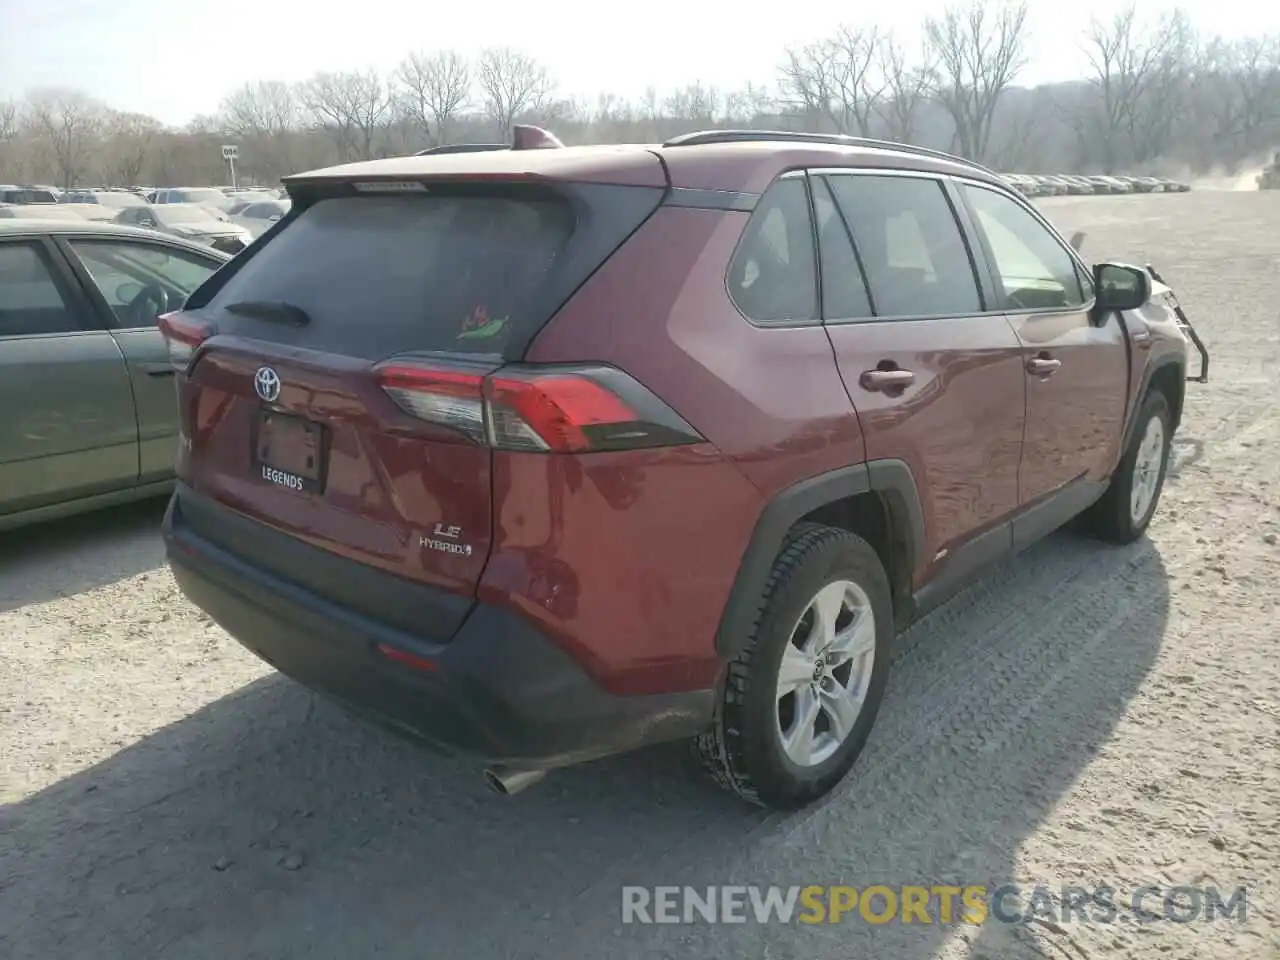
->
<box><xmin>0</xmin><ymin>219</ymin><xmax>229</xmax><ymax>530</ymax></box>
<box><xmin>0</xmin><ymin>203</ymin><xmax>88</xmax><ymax>221</ymax></box>
<box><xmin>149</xmin><ymin>187</ymin><xmax>237</xmax><ymax>212</ymax></box>
<box><xmin>228</xmin><ymin>198</ymin><xmax>290</xmax><ymax>238</ymax></box>
<box><xmin>112</xmin><ymin>203</ymin><xmax>253</xmax><ymax>254</ymax></box>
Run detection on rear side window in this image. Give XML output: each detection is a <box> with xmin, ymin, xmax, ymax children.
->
<box><xmin>825</xmin><ymin>174</ymin><xmax>983</xmax><ymax>318</ymax></box>
<box><xmin>727</xmin><ymin>178</ymin><xmax>818</xmax><ymax>324</ymax></box>
<box><xmin>0</xmin><ymin>242</ymin><xmax>79</xmax><ymax>336</ymax></box>
<box><xmin>205</xmin><ymin>193</ymin><xmax>576</xmax><ymax>358</ymax></box>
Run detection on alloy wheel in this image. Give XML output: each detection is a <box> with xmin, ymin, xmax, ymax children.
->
<box><xmin>1130</xmin><ymin>414</ymin><xmax>1166</xmax><ymax>525</ymax></box>
<box><xmin>775</xmin><ymin>580</ymin><xmax>877</xmax><ymax>767</ymax></box>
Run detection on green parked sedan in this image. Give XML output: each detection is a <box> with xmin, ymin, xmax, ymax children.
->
<box><xmin>0</xmin><ymin>219</ymin><xmax>231</xmax><ymax>530</ymax></box>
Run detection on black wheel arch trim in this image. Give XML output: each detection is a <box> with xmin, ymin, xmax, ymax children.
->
<box><xmin>715</xmin><ymin>459</ymin><xmax>927</xmax><ymax>659</ymax></box>
<box><xmin>1121</xmin><ymin>353</ymin><xmax>1184</xmax><ymax>454</ymax></box>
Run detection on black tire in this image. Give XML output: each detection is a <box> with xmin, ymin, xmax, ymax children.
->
<box><xmin>694</xmin><ymin>524</ymin><xmax>894</xmax><ymax>809</ymax></box>
<box><xmin>1086</xmin><ymin>389</ymin><xmax>1173</xmax><ymax>544</ymax></box>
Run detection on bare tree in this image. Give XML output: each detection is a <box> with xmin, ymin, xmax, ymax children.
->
<box><xmin>780</xmin><ymin>43</ymin><xmax>838</xmax><ymax>130</ymax></box>
<box><xmin>1082</xmin><ymin>5</ymin><xmax>1193</xmax><ymax>171</ymax></box>
<box><xmin>396</xmin><ymin>50</ymin><xmax>471</xmax><ymax>147</ymax></box>
<box><xmin>0</xmin><ymin>99</ymin><xmax>22</xmax><ymax>180</ymax></box>
<box><xmin>25</xmin><ymin>88</ymin><xmax>105</xmax><ymax>188</ymax></box>
<box><xmin>0</xmin><ymin>100</ymin><xmax>17</xmax><ymax>143</ymax></box>
<box><xmin>1122</xmin><ymin>9</ymin><xmax>1197</xmax><ymax>164</ymax></box>
<box><xmin>219</xmin><ymin>81</ymin><xmax>298</xmax><ymax>138</ymax></box>
<box><xmin>924</xmin><ymin>0</ymin><xmax>1030</xmax><ymax>162</ymax></box>
<box><xmin>215</xmin><ymin>80</ymin><xmax>301</xmax><ymax>180</ymax></box>
<box><xmin>477</xmin><ymin>48</ymin><xmax>555</xmax><ymax>136</ymax></box>
<box><xmin>1199</xmin><ymin>34</ymin><xmax>1280</xmax><ymax>151</ymax></box>
<box><xmin>987</xmin><ymin>88</ymin><xmax>1052</xmax><ymax>169</ymax></box>
<box><xmin>103</xmin><ymin>111</ymin><xmax>162</xmax><ymax>184</ymax></box>
<box><xmin>664</xmin><ymin>82</ymin><xmax>722</xmax><ymax>125</ymax></box>
<box><xmin>874</xmin><ymin>34</ymin><xmax>936</xmax><ymax>142</ymax></box>
<box><xmin>724</xmin><ymin>83</ymin><xmax>775</xmax><ymax>125</ymax></box>
<box><xmin>592</xmin><ymin>92</ymin><xmax>633</xmax><ymax>126</ymax></box>
<box><xmin>301</xmin><ymin>70</ymin><xmax>391</xmax><ymax>162</ymax></box>
<box><xmin>780</xmin><ymin>26</ymin><xmax>885</xmax><ymax>136</ymax></box>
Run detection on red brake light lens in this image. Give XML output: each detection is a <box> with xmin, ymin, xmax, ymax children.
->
<box><xmin>158</xmin><ymin>311</ymin><xmax>213</xmax><ymax>370</ymax></box>
<box><xmin>374</xmin><ymin>362</ymin><xmax>702</xmax><ymax>453</ymax></box>
<box><xmin>486</xmin><ymin>375</ymin><xmax>639</xmax><ymax>452</ymax></box>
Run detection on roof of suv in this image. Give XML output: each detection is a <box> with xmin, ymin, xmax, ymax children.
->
<box><xmin>285</xmin><ymin>131</ymin><xmax>1006</xmax><ymax>196</ymax></box>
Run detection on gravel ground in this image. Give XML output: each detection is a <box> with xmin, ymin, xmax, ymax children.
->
<box><xmin>2</xmin><ymin>190</ymin><xmax>1279</xmax><ymax>960</ymax></box>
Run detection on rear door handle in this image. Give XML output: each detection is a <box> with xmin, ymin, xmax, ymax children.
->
<box><xmin>1027</xmin><ymin>357</ymin><xmax>1062</xmax><ymax>376</ymax></box>
<box><xmin>140</xmin><ymin>362</ymin><xmax>175</xmax><ymax>377</ymax></box>
<box><xmin>859</xmin><ymin>368</ymin><xmax>915</xmax><ymax>391</ymax></box>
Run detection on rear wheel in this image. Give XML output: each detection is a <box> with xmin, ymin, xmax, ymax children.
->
<box><xmin>695</xmin><ymin>524</ymin><xmax>893</xmax><ymax>809</ymax></box>
<box><xmin>1087</xmin><ymin>389</ymin><xmax>1172</xmax><ymax>543</ymax></box>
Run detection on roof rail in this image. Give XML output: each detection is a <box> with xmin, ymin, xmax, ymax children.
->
<box><xmin>660</xmin><ymin>129</ymin><xmax>995</xmax><ymax>175</ymax></box>
<box><xmin>414</xmin><ymin>143</ymin><xmax>509</xmax><ymax>156</ymax></box>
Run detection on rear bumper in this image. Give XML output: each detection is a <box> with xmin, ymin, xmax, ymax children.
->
<box><xmin>163</xmin><ymin>488</ymin><xmax>714</xmax><ymax>768</ymax></box>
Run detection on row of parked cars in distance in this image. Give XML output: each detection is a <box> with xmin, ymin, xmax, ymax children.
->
<box><xmin>1001</xmin><ymin>173</ymin><xmax>1191</xmax><ymax>196</ymax></box>
<box><xmin>0</xmin><ymin>183</ymin><xmax>291</xmax><ymax>252</ymax></box>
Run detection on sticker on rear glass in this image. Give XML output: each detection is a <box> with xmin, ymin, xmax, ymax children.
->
<box><xmin>457</xmin><ymin>305</ymin><xmax>509</xmax><ymax>341</ymax></box>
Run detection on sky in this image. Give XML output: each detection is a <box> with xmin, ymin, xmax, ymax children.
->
<box><xmin>2</xmin><ymin>0</ymin><xmax>1279</xmax><ymax>127</ymax></box>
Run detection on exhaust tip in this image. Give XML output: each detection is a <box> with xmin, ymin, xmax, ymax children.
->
<box><xmin>484</xmin><ymin>766</ymin><xmax>547</xmax><ymax>797</ymax></box>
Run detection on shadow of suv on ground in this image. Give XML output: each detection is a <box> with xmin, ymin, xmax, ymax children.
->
<box><xmin>0</xmin><ymin>530</ymin><xmax>1169</xmax><ymax>960</ymax></box>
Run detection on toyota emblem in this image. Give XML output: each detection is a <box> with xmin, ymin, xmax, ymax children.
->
<box><xmin>254</xmin><ymin>366</ymin><xmax>281</xmax><ymax>402</ymax></box>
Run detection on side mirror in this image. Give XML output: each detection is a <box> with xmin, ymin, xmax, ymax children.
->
<box><xmin>1094</xmin><ymin>262</ymin><xmax>1151</xmax><ymax>313</ymax></box>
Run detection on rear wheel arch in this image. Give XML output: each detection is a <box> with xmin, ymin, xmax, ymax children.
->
<box><xmin>715</xmin><ymin>460</ymin><xmax>926</xmax><ymax>659</ymax></box>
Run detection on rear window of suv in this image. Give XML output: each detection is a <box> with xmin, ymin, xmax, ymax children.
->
<box><xmin>204</xmin><ymin>193</ymin><xmax>575</xmax><ymax>359</ymax></box>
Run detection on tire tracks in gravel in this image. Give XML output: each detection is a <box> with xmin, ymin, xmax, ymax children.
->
<box><xmin>528</xmin><ymin>540</ymin><xmax>1173</xmax><ymax>960</ymax></box>
<box><xmin>518</xmin><ymin>400</ymin><xmax>1280</xmax><ymax>960</ymax></box>
<box><xmin>8</xmin><ymin>398</ymin><xmax>1274</xmax><ymax>960</ymax></box>
<box><xmin>492</xmin><ymin>523</ymin><xmax>1163</xmax><ymax>949</ymax></box>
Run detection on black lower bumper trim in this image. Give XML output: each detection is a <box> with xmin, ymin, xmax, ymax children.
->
<box><xmin>163</xmin><ymin>489</ymin><xmax>715</xmax><ymax>767</ymax></box>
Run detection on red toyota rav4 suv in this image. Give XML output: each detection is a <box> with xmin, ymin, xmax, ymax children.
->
<box><xmin>160</xmin><ymin>129</ymin><xmax>1204</xmax><ymax>809</ymax></box>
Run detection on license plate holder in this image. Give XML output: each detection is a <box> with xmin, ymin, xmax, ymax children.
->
<box><xmin>252</xmin><ymin>409</ymin><xmax>327</xmax><ymax>493</ymax></box>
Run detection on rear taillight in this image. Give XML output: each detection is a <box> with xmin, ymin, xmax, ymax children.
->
<box><xmin>158</xmin><ymin>311</ymin><xmax>213</xmax><ymax>371</ymax></box>
<box><xmin>375</xmin><ymin>362</ymin><xmax>703</xmax><ymax>453</ymax></box>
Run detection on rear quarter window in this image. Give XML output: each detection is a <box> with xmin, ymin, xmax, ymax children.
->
<box><xmin>203</xmin><ymin>193</ymin><xmax>575</xmax><ymax>359</ymax></box>
<box><xmin>726</xmin><ymin>178</ymin><xmax>818</xmax><ymax>324</ymax></box>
